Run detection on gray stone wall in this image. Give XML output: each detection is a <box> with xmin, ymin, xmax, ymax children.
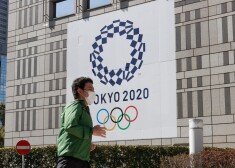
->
<box><xmin>5</xmin><ymin>0</ymin><xmax>235</xmax><ymax>148</ymax></box>
<box><xmin>175</xmin><ymin>0</ymin><xmax>235</xmax><ymax>148</ymax></box>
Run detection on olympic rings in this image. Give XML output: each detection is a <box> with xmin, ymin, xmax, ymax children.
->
<box><xmin>117</xmin><ymin>114</ymin><xmax>131</xmax><ymax>130</ymax></box>
<box><xmin>96</xmin><ymin>106</ymin><xmax>138</xmax><ymax>131</ymax></box>
<box><xmin>110</xmin><ymin>107</ymin><xmax>123</xmax><ymax>123</ymax></box>
<box><xmin>124</xmin><ymin>106</ymin><xmax>138</xmax><ymax>122</ymax></box>
<box><xmin>96</xmin><ymin>108</ymin><xmax>109</xmax><ymax>124</ymax></box>
<box><xmin>103</xmin><ymin>115</ymin><xmax>116</xmax><ymax>131</ymax></box>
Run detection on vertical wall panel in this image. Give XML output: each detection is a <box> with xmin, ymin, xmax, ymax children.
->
<box><xmin>18</xmin><ymin>10</ymin><xmax>22</xmax><ymax>29</ymax></box>
<box><xmin>201</xmin><ymin>21</ymin><xmax>209</xmax><ymax>46</ymax></box>
<box><xmin>35</xmin><ymin>5</ymin><xmax>38</xmax><ymax>24</ymax></box>
<box><xmin>21</xmin><ymin>111</ymin><xmax>24</xmax><ymax>131</ymax></box>
<box><xmin>198</xmin><ymin>90</ymin><xmax>203</xmax><ymax>117</ymax></box>
<box><xmin>15</xmin><ymin>112</ymin><xmax>19</xmax><ymax>131</ymax></box>
<box><xmin>196</xmin><ymin>22</ymin><xmax>201</xmax><ymax>48</ymax></box>
<box><xmin>187</xmin><ymin>78</ymin><xmax>192</xmax><ymax>88</ymax></box>
<box><xmin>176</xmin><ymin>26</ymin><xmax>181</xmax><ymax>51</ymax></box>
<box><xmin>49</xmin><ymin>108</ymin><xmax>52</xmax><ymax>129</ymax></box>
<box><xmin>222</xmin><ymin>17</ymin><xmax>228</xmax><ymax>43</ymax></box>
<box><xmin>63</xmin><ymin>50</ymin><xmax>67</xmax><ymax>71</ymax></box>
<box><xmin>187</xmin><ymin>91</ymin><xmax>193</xmax><ymax>118</ymax></box>
<box><xmin>177</xmin><ymin>79</ymin><xmax>182</xmax><ymax>90</ymax></box>
<box><xmin>36</xmin><ymin>109</ymin><xmax>44</xmax><ymax>130</ymax></box>
<box><xmin>38</xmin><ymin>4</ymin><xmax>43</xmax><ymax>23</ymax></box>
<box><xmin>29</xmin><ymin>7</ymin><xmax>33</xmax><ymax>26</ymax></box>
<box><xmin>175</xmin><ymin>13</ymin><xmax>180</xmax><ymax>23</ymax></box>
<box><xmin>181</xmin><ymin>26</ymin><xmax>186</xmax><ymax>50</ymax></box>
<box><xmin>195</xmin><ymin>9</ymin><xmax>200</xmax><ymax>19</ymax></box>
<box><xmin>17</xmin><ymin>60</ymin><xmax>20</xmax><ymax>79</ymax></box>
<box><xmin>22</xmin><ymin>59</ymin><xmax>26</xmax><ymax>78</ymax></box>
<box><xmin>197</xmin><ymin>56</ymin><xmax>202</xmax><ymax>69</ymax></box>
<box><xmin>186</xmin><ymin>24</ymin><xmax>191</xmax><ymax>50</ymax></box>
<box><xmin>203</xmin><ymin>90</ymin><xmax>211</xmax><ymax>116</ymax></box>
<box><xmin>56</xmin><ymin>52</ymin><xmax>60</xmax><ymax>73</ymax></box>
<box><xmin>183</xmin><ymin>92</ymin><xmax>188</xmax><ymax>118</ymax></box>
<box><xmin>50</xmin><ymin>53</ymin><xmax>53</xmax><ymax>74</ymax></box>
<box><xmin>209</xmin><ymin>19</ymin><xmax>218</xmax><ymax>45</ymax></box>
<box><xmin>212</xmin><ymin>89</ymin><xmax>220</xmax><ymax>115</ymax></box>
<box><xmin>191</xmin><ymin>23</ymin><xmax>196</xmax><ymax>48</ymax></box>
<box><xmin>186</xmin><ymin>57</ymin><xmax>192</xmax><ymax>71</ymax></box>
<box><xmin>185</xmin><ymin>11</ymin><xmax>190</xmax><ymax>21</ymax></box>
<box><xmin>52</xmin><ymin>108</ymin><xmax>56</xmax><ymax>129</ymax></box>
<box><xmin>223</xmin><ymin>51</ymin><xmax>229</xmax><ymax>65</ymax></box>
<box><xmin>230</xmin><ymin>87</ymin><xmax>235</xmax><ymax>114</ymax></box>
<box><xmin>177</xmin><ymin>93</ymin><xmax>183</xmax><ymax>119</ymax></box>
<box><xmin>28</xmin><ymin>58</ymin><xmax>32</xmax><ymax>77</ymax></box>
<box><xmin>177</xmin><ymin>59</ymin><xmax>182</xmax><ymax>72</ymax></box>
<box><xmin>33</xmin><ymin>110</ymin><xmax>36</xmax><ymax>130</ymax></box>
<box><xmin>217</xmin><ymin>18</ymin><xmax>223</xmax><ymax>44</ymax></box>
<box><xmin>225</xmin><ymin>87</ymin><xmax>231</xmax><ymax>115</ymax></box>
<box><xmin>233</xmin><ymin>15</ymin><xmax>235</xmax><ymax>42</ymax></box>
<box><xmin>197</xmin><ymin>76</ymin><xmax>202</xmax><ymax>87</ymax></box>
<box><xmin>24</xmin><ymin>8</ymin><xmax>27</xmax><ymax>27</ymax></box>
<box><xmin>228</xmin><ymin>16</ymin><xmax>233</xmax><ymax>42</ymax></box>
<box><xmin>59</xmin><ymin>51</ymin><xmax>63</xmax><ymax>72</ymax></box>
<box><xmin>219</xmin><ymin>88</ymin><xmax>226</xmax><ymax>115</ymax></box>
<box><xmin>192</xmin><ymin>91</ymin><xmax>198</xmax><ymax>117</ymax></box>
<box><xmin>38</xmin><ymin>56</ymin><xmax>44</xmax><ymax>75</ymax></box>
<box><xmin>34</xmin><ymin>57</ymin><xmax>37</xmax><ymax>76</ymax></box>
<box><xmin>55</xmin><ymin>107</ymin><xmax>59</xmax><ymax>128</ymax></box>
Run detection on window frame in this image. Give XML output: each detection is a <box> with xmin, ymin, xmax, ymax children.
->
<box><xmin>87</xmin><ymin>0</ymin><xmax>112</xmax><ymax>10</ymax></box>
<box><xmin>53</xmin><ymin>0</ymin><xmax>75</xmax><ymax>19</ymax></box>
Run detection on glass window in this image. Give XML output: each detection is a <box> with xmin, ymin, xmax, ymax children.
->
<box><xmin>0</xmin><ymin>55</ymin><xmax>6</xmax><ymax>103</ymax></box>
<box><xmin>88</xmin><ymin>0</ymin><xmax>112</xmax><ymax>9</ymax></box>
<box><xmin>54</xmin><ymin>0</ymin><xmax>74</xmax><ymax>18</ymax></box>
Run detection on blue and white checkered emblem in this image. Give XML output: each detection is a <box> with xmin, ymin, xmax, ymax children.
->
<box><xmin>90</xmin><ymin>20</ymin><xmax>146</xmax><ymax>86</ymax></box>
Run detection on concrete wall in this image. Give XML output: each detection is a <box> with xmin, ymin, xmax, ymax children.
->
<box><xmin>5</xmin><ymin>0</ymin><xmax>235</xmax><ymax>148</ymax></box>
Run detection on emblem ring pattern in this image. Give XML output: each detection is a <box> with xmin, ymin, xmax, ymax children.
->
<box><xmin>90</xmin><ymin>19</ymin><xmax>146</xmax><ymax>86</ymax></box>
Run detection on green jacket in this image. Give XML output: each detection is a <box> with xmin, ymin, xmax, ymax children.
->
<box><xmin>57</xmin><ymin>100</ymin><xmax>93</xmax><ymax>161</ymax></box>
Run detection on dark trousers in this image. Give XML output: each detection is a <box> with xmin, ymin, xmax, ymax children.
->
<box><xmin>57</xmin><ymin>156</ymin><xmax>91</xmax><ymax>168</ymax></box>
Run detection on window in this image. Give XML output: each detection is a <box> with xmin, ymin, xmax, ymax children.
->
<box><xmin>54</xmin><ymin>0</ymin><xmax>74</xmax><ymax>18</ymax></box>
<box><xmin>35</xmin><ymin>5</ymin><xmax>38</xmax><ymax>24</ymax></box>
<box><xmin>28</xmin><ymin>83</ymin><xmax>31</xmax><ymax>94</ymax></box>
<box><xmin>16</xmin><ymin>85</ymin><xmax>20</xmax><ymax>96</ymax></box>
<box><xmin>22</xmin><ymin>84</ymin><xmax>25</xmax><ymax>95</ymax></box>
<box><xmin>0</xmin><ymin>18</ymin><xmax>7</xmax><ymax>23</ymax></box>
<box><xmin>34</xmin><ymin>46</ymin><xmax>38</xmax><ymax>54</ymax></box>
<box><xmin>34</xmin><ymin>57</ymin><xmax>37</xmax><ymax>76</ymax></box>
<box><xmin>28</xmin><ymin>58</ymin><xmax>32</xmax><ymax>77</ymax></box>
<box><xmin>0</xmin><ymin>6</ymin><xmax>7</xmax><ymax>11</ymax></box>
<box><xmin>0</xmin><ymin>24</ymin><xmax>7</xmax><ymax>28</ymax></box>
<box><xmin>19</xmin><ymin>0</ymin><xmax>22</xmax><ymax>8</ymax></box>
<box><xmin>88</xmin><ymin>0</ymin><xmax>112</xmax><ymax>9</ymax></box>
<box><xmin>33</xmin><ymin>99</ymin><xmax>36</xmax><ymax>107</ymax></box>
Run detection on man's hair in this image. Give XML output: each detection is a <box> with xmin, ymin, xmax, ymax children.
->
<box><xmin>72</xmin><ymin>77</ymin><xmax>93</xmax><ymax>99</ymax></box>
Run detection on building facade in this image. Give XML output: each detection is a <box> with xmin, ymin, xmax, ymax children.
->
<box><xmin>0</xmin><ymin>0</ymin><xmax>8</xmax><ymax>104</ymax></box>
<box><xmin>0</xmin><ymin>55</ymin><xmax>6</xmax><ymax>103</ymax></box>
<box><xmin>0</xmin><ymin>0</ymin><xmax>8</xmax><ymax>55</ymax></box>
<box><xmin>4</xmin><ymin>0</ymin><xmax>235</xmax><ymax>148</ymax></box>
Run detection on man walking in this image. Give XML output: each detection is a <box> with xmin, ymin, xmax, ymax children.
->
<box><xmin>57</xmin><ymin>77</ymin><xmax>106</xmax><ymax>168</ymax></box>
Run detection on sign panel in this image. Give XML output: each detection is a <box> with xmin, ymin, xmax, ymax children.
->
<box><xmin>67</xmin><ymin>0</ymin><xmax>176</xmax><ymax>141</ymax></box>
<box><xmin>16</xmin><ymin>140</ymin><xmax>31</xmax><ymax>155</ymax></box>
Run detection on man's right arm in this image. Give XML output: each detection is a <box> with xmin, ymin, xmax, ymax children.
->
<box><xmin>64</xmin><ymin>106</ymin><xmax>92</xmax><ymax>139</ymax></box>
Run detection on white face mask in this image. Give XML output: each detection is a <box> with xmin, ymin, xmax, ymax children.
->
<box><xmin>85</xmin><ymin>91</ymin><xmax>96</xmax><ymax>105</ymax></box>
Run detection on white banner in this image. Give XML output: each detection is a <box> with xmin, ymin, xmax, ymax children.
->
<box><xmin>67</xmin><ymin>0</ymin><xmax>177</xmax><ymax>141</ymax></box>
